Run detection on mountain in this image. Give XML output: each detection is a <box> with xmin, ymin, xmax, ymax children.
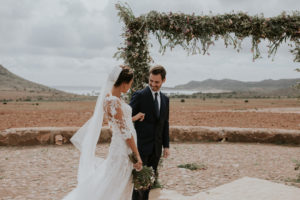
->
<box><xmin>0</xmin><ymin>65</ymin><xmax>93</xmax><ymax>101</ymax></box>
<box><xmin>174</xmin><ymin>78</ymin><xmax>300</xmax><ymax>93</ymax></box>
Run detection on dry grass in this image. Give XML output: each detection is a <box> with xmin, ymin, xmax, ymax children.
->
<box><xmin>1</xmin><ymin>98</ymin><xmax>300</xmax><ymax>131</ymax></box>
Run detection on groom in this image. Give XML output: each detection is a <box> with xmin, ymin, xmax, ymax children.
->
<box><xmin>130</xmin><ymin>65</ymin><xmax>170</xmax><ymax>200</ymax></box>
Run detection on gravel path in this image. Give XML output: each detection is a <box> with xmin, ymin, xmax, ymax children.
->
<box><xmin>1</xmin><ymin>143</ymin><xmax>299</xmax><ymax>200</ymax></box>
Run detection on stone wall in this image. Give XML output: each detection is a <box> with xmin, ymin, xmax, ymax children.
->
<box><xmin>0</xmin><ymin>126</ymin><xmax>299</xmax><ymax>146</ymax></box>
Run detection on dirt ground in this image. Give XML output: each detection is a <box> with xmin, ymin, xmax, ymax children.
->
<box><xmin>0</xmin><ymin>143</ymin><xmax>299</xmax><ymax>199</ymax></box>
<box><xmin>0</xmin><ymin>98</ymin><xmax>300</xmax><ymax>131</ymax></box>
<box><xmin>1</xmin><ymin>99</ymin><xmax>300</xmax><ymax>199</ymax></box>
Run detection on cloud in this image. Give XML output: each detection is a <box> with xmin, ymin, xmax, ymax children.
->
<box><xmin>0</xmin><ymin>0</ymin><xmax>299</xmax><ymax>87</ymax></box>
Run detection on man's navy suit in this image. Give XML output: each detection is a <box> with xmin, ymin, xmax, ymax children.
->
<box><xmin>130</xmin><ymin>86</ymin><xmax>170</xmax><ymax>200</ymax></box>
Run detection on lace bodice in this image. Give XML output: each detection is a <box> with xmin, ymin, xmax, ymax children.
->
<box><xmin>103</xmin><ymin>94</ymin><xmax>137</xmax><ymax>155</ymax></box>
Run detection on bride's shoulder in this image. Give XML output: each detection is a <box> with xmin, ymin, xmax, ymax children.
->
<box><xmin>104</xmin><ymin>94</ymin><xmax>122</xmax><ymax>104</ymax></box>
<box><xmin>105</xmin><ymin>93</ymin><xmax>118</xmax><ymax>99</ymax></box>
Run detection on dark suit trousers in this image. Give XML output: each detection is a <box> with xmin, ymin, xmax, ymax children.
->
<box><xmin>132</xmin><ymin>150</ymin><xmax>161</xmax><ymax>200</ymax></box>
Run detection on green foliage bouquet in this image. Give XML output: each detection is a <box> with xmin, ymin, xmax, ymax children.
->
<box><xmin>128</xmin><ymin>152</ymin><xmax>155</xmax><ymax>190</ymax></box>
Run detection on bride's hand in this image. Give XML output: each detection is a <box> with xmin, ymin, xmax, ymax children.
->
<box><xmin>133</xmin><ymin>156</ymin><xmax>143</xmax><ymax>171</ymax></box>
<box><xmin>133</xmin><ymin>112</ymin><xmax>145</xmax><ymax>122</ymax></box>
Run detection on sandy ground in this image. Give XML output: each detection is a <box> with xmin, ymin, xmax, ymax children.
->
<box><xmin>0</xmin><ymin>98</ymin><xmax>300</xmax><ymax>131</ymax></box>
<box><xmin>0</xmin><ymin>143</ymin><xmax>299</xmax><ymax>200</ymax></box>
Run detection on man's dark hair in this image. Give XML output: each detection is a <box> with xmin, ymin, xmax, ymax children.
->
<box><xmin>149</xmin><ymin>65</ymin><xmax>166</xmax><ymax>80</ymax></box>
<box><xmin>114</xmin><ymin>65</ymin><xmax>134</xmax><ymax>87</ymax></box>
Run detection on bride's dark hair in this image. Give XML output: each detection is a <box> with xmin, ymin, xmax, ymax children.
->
<box><xmin>114</xmin><ymin>65</ymin><xmax>134</xmax><ymax>87</ymax></box>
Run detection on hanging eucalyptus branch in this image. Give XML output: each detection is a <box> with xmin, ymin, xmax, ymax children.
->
<box><xmin>115</xmin><ymin>3</ymin><xmax>300</xmax><ymax>91</ymax></box>
<box><xmin>296</xmin><ymin>68</ymin><xmax>300</xmax><ymax>89</ymax></box>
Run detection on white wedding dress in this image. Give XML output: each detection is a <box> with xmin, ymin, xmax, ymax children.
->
<box><xmin>63</xmin><ymin>94</ymin><xmax>137</xmax><ymax>200</ymax></box>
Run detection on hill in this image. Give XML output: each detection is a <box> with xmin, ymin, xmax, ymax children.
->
<box><xmin>0</xmin><ymin>65</ymin><xmax>94</xmax><ymax>101</ymax></box>
<box><xmin>175</xmin><ymin>78</ymin><xmax>300</xmax><ymax>91</ymax></box>
<box><xmin>174</xmin><ymin>78</ymin><xmax>300</xmax><ymax>97</ymax></box>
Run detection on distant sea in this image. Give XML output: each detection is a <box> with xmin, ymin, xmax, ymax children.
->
<box><xmin>52</xmin><ymin>86</ymin><xmax>101</xmax><ymax>96</ymax></box>
<box><xmin>52</xmin><ymin>86</ymin><xmax>228</xmax><ymax>96</ymax></box>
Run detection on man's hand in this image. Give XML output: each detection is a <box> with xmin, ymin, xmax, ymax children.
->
<box><xmin>163</xmin><ymin>148</ymin><xmax>170</xmax><ymax>158</ymax></box>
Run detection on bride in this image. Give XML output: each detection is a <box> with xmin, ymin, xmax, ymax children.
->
<box><xmin>63</xmin><ymin>65</ymin><xmax>144</xmax><ymax>200</ymax></box>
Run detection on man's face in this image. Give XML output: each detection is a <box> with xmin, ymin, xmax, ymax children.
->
<box><xmin>149</xmin><ymin>73</ymin><xmax>165</xmax><ymax>92</ymax></box>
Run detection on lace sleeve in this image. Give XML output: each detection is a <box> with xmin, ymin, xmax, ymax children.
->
<box><xmin>104</xmin><ymin>96</ymin><xmax>132</xmax><ymax>140</ymax></box>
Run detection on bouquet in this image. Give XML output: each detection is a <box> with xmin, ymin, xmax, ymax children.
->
<box><xmin>128</xmin><ymin>152</ymin><xmax>155</xmax><ymax>190</ymax></box>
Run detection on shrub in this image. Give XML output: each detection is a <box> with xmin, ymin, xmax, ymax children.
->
<box><xmin>178</xmin><ymin>163</ymin><xmax>207</xmax><ymax>171</ymax></box>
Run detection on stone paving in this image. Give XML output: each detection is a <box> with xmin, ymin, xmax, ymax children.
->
<box><xmin>0</xmin><ymin>143</ymin><xmax>299</xmax><ymax>200</ymax></box>
<box><xmin>150</xmin><ymin>177</ymin><xmax>300</xmax><ymax>200</ymax></box>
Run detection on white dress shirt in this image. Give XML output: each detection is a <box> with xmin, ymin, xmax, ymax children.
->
<box><xmin>149</xmin><ymin>86</ymin><xmax>161</xmax><ymax>111</ymax></box>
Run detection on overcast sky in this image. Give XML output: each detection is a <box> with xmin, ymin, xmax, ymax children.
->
<box><xmin>1</xmin><ymin>0</ymin><xmax>299</xmax><ymax>87</ymax></box>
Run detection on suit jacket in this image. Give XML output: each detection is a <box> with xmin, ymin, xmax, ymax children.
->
<box><xmin>130</xmin><ymin>86</ymin><xmax>170</xmax><ymax>157</ymax></box>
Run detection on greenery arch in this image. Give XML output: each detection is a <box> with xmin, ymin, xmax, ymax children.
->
<box><xmin>115</xmin><ymin>3</ymin><xmax>300</xmax><ymax>92</ymax></box>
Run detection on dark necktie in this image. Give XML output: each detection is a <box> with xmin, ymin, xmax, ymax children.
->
<box><xmin>154</xmin><ymin>92</ymin><xmax>160</xmax><ymax>118</ymax></box>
